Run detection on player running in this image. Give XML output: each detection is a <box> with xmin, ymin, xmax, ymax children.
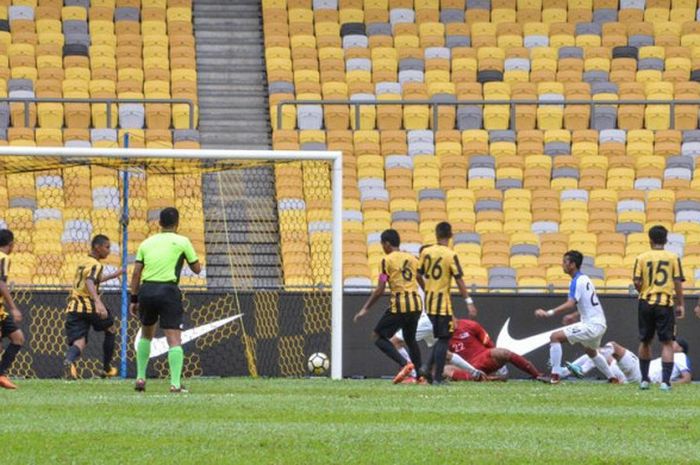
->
<box><xmin>633</xmin><ymin>225</ymin><xmax>685</xmax><ymax>391</ymax></box>
<box><xmin>444</xmin><ymin>318</ymin><xmax>543</xmax><ymax>381</ymax></box>
<box><xmin>418</xmin><ymin>222</ymin><xmax>478</xmax><ymax>385</ymax></box>
<box><xmin>562</xmin><ymin>339</ymin><xmax>692</xmax><ymax>385</ymax></box>
<box><xmin>534</xmin><ymin>250</ymin><xmax>618</xmax><ymax>384</ymax></box>
<box><xmin>0</xmin><ymin>229</ymin><xmax>24</xmax><ymax>389</ymax></box>
<box><xmin>63</xmin><ymin>235</ymin><xmax>123</xmax><ymax>380</ymax></box>
<box><xmin>354</xmin><ymin>229</ymin><xmax>423</xmax><ymax>384</ymax></box>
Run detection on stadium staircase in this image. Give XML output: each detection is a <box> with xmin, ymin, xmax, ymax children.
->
<box><xmin>194</xmin><ymin>0</ymin><xmax>282</xmax><ymax>288</ymax></box>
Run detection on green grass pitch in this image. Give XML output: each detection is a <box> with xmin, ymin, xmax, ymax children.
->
<box><xmin>1</xmin><ymin>378</ymin><xmax>698</xmax><ymax>465</ymax></box>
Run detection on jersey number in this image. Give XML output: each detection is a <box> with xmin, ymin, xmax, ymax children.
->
<box><xmin>586</xmin><ymin>282</ymin><xmax>600</xmax><ymax>307</ymax></box>
<box><xmin>422</xmin><ymin>256</ymin><xmax>443</xmax><ymax>280</ymax></box>
<box><xmin>646</xmin><ymin>260</ymin><xmax>670</xmax><ymax>287</ymax></box>
<box><xmin>401</xmin><ymin>260</ymin><xmax>413</xmax><ymax>281</ymax></box>
<box><xmin>74</xmin><ymin>266</ymin><xmax>86</xmax><ymax>290</ymax></box>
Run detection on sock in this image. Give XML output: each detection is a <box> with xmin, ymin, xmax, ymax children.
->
<box><xmin>136</xmin><ymin>338</ymin><xmax>151</xmax><ymax>380</ymax></box>
<box><xmin>550</xmin><ymin>342</ymin><xmax>562</xmax><ymax>375</ymax></box>
<box><xmin>508</xmin><ymin>353</ymin><xmax>541</xmax><ymax>378</ymax></box>
<box><xmin>168</xmin><ymin>346</ymin><xmax>184</xmax><ymax>389</ymax></box>
<box><xmin>572</xmin><ymin>354</ymin><xmax>595</xmax><ymax>373</ymax></box>
<box><xmin>102</xmin><ymin>331</ymin><xmax>115</xmax><ymax>371</ymax></box>
<box><xmin>450</xmin><ymin>353</ymin><xmax>479</xmax><ymax>374</ymax></box>
<box><xmin>661</xmin><ymin>361</ymin><xmax>674</xmax><ymax>385</ymax></box>
<box><xmin>375</xmin><ymin>337</ymin><xmax>407</xmax><ymax>367</ymax></box>
<box><xmin>397</xmin><ymin>346</ymin><xmax>411</xmax><ymax>365</ymax></box>
<box><xmin>432</xmin><ymin>338</ymin><xmax>449</xmax><ymax>382</ymax></box>
<box><xmin>65</xmin><ymin>345</ymin><xmax>81</xmax><ymax>364</ymax></box>
<box><xmin>590</xmin><ymin>353</ymin><xmax>615</xmax><ymax>379</ymax></box>
<box><xmin>0</xmin><ymin>343</ymin><xmax>21</xmax><ymax>375</ymax></box>
<box><xmin>397</xmin><ymin>346</ymin><xmax>416</xmax><ymax>376</ymax></box>
<box><xmin>639</xmin><ymin>358</ymin><xmax>651</xmax><ymax>382</ymax></box>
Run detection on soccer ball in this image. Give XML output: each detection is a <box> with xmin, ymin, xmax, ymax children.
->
<box><xmin>307</xmin><ymin>352</ymin><xmax>330</xmax><ymax>376</ymax></box>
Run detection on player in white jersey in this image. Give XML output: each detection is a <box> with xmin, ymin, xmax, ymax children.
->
<box><xmin>534</xmin><ymin>250</ymin><xmax>618</xmax><ymax>384</ymax></box>
<box><xmin>562</xmin><ymin>339</ymin><xmax>692</xmax><ymax>385</ymax></box>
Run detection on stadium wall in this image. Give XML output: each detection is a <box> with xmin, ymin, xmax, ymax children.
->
<box><xmin>8</xmin><ymin>291</ymin><xmax>699</xmax><ymax>380</ymax></box>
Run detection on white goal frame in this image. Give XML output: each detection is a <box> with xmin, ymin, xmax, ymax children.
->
<box><xmin>0</xmin><ymin>146</ymin><xmax>344</xmax><ymax>380</ymax></box>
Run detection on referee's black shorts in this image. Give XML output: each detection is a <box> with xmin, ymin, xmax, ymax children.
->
<box><xmin>138</xmin><ymin>282</ymin><xmax>184</xmax><ymax>330</ymax></box>
<box><xmin>638</xmin><ymin>300</ymin><xmax>675</xmax><ymax>343</ymax></box>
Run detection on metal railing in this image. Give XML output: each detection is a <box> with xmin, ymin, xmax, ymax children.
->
<box><xmin>2</xmin><ymin>97</ymin><xmax>196</xmax><ymax>129</ymax></box>
<box><xmin>277</xmin><ymin>98</ymin><xmax>700</xmax><ymax>132</ymax></box>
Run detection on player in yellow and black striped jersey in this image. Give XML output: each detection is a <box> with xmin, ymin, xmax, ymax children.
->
<box><xmin>632</xmin><ymin>225</ymin><xmax>685</xmax><ymax>390</ymax></box>
<box><xmin>354</xmin><ymin>229</ymin><xmax>424</xmax><ymax>384</ymax></box>
<box><xmin>418</xmin><ymin>222</ymin><xmax>478</xmax><ymax>384</ymax></box>
<box><xmin>63</xmin><ymin>234</ymin><xmax>123</xmax><ymax>380</ymax></box>
<box><xmin>0</xmin><ymin>229</ymin><xmax>25</xmax><ymax>390</ymax></box>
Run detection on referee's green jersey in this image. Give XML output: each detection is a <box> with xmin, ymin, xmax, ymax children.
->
<box><xmin>135</xmin><ymin>232</ymin><xmax>198</xmax><ymax>283</ymax></box>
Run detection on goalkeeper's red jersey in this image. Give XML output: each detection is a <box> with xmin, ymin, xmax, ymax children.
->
<box><xmin>448</xmin><ymin>319</ymin><xmax>495</xmax><ymax>361</ymax></box>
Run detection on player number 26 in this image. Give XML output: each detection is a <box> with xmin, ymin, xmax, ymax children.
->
<box><xmin>422</xmin><ymin>256</ymin><xmax>443</xmax><ymax>280</ymax></box>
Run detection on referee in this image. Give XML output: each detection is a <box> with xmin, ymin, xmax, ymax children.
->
<box><xmin>129</xmin><ymin>207</ymin><xmax>201</xmax><ymax>393</ymax></box>
<box><xmin>632</xmin><ymin>225</ymin><xmax>684</xmax><ymax>391</ymax></box>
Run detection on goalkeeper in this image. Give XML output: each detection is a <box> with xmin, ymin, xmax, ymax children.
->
<box><xmin>129</xmin><ymin>207</ymin><xmax>201</xmax><ymax>393</ymax></box>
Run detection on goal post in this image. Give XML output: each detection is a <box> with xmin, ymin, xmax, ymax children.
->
<box><xmin>0</xmin><ymin>145</ymin><xmax>343</xmax><ymax>380</ymax></box>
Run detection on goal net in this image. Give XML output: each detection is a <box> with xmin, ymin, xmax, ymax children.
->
<box><xmin>0</xmin><ymin>145</ymin><xmax>342</xmax><ymax>380</ymax></box>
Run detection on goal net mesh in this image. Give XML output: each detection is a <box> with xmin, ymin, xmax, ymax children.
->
<box><xmin>0</xmin><ymin>151</ymin><xmax>334</xmax><ymax>379</ymax></box>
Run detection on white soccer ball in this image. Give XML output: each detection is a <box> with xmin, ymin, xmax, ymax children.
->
<box><xmin>307</xmin><ymin>352</ymin><xmax>330</xmax><ymax>375</ymax></box>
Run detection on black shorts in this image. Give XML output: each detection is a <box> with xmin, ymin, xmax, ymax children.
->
<box><xmin>638</xmin><ymin>300</ymin><xmax>675</xmax><ymax>343</ymax></box>
<box><xmin>0</xmin><ymin>311</ymin><xmax>19</xmax><ymax>338</ymax></box>
<box><xmin>65</xmin><ymin>310</ymin><xmax>115</xmax><ymax>346</ymax></box>
<box><xmin>429</xmin><ymin>314</ymin><xmax>454</xmax><ymax>339</ymax></box>
<box><xmin>138</xmin><ymin>282</ymin><xmax>183</xmax><ymax>330</ymax></box>
<box><xmin>374</xmin><ymin>310</ymin><xmax>420</xmax><ymax>340</ymax></box>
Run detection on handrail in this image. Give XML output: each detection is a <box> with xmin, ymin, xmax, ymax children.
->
<box><xmin>1</xmin><ymin>97</ymin><xmax>196</xmax><ymax>129</ymax></box>
<box><xmin>276</xmin><ymin>98</ymin><xmax>700</xmax><ymax>131</ymax></box>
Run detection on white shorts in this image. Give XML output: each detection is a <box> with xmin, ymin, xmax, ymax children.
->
<box><xmin>394</xmin><ymin>312</ymin><xmax>436</xmax><ymax>347</ymax></box>
<box><xmin>563</xmin><ymin>322</ymin><xmax>606</xmax><ymax>349</ymax></box>
<box><xmin>616</xmin><ymin>349</ymin><xmax>642</xmax><ymax>383</ymax></box>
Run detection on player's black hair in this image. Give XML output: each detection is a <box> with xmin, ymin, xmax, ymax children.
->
<box><xmin>0</xmin><ymin>229</ymin><xmax>14</xmax><ymax>247</ymax></box>
<box><xmin>160</xmin><ymin>207</ymin><xmax>179</xmax><ymax>228</ymax></box>
<box><xmin>435</xmin><ymin>221</ymin><xmax>453</xmax><ymax>240</ymax></box>
<box><xmin>564</xmin><ymin>250</ymin><xmax>583</xmax><ymax>269</ymax></box>
<box><xmin>91</xmin><ymin>234</ymin><xmax>110</xmax><ymax>248</ymax></box>
<box><xmin>648</xmin><ymin>225</ymin><xmax>668</xmax><ymax>245</ymax></box>
<box><xmin>380</xmin><ymin>229</ymin><xmax>400</xmax><ymax>248</ymax></box>
<box><xmin>676</xmin><ymin>337</ymin><xmax>689</xmax><ymax>354</ymax></box>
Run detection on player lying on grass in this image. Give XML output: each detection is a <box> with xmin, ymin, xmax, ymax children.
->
<box><xmin>443</xmin><ymin>318</ymin><xmax>543</xmax><ymax>382</ymax></box>
<box><xmin>392</xmin><ymin>312</ymin><xmax>490</xmax><ymax>382</ymax></box>
<box><xmin>561</xmin><ymin>339</ymin><xmax>692</xmax><ymax>385</ymax></box>
<box><xmin>0</xmin><ymin>229</ymin><xmax>24</xmax><ymax>390</ymax></box>
<box><xmin>63</xmin><ymin>234</ymin><xmax>123</xmax><ymax>380</ymax></box>
<box><xmin>534</xmin><ymin>250</ymin><xmax>618</xmax><ymax>384</ymax></box>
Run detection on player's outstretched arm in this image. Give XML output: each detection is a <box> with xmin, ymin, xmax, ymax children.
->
<box><xmin>354</xmin><ymin>278</ymin><xmax>386</xmax><ymax>323</ymax></box>
<box><xmin>535</xmin><ymin>298</ymin><xmax>575</xmax><ymax>319</ymax></box>
<box><xmin>674</xmin><ymin>278</ymin><xmax>685</xmax><ymax>319</ymax></box>
<box><xmin>0</xmin><ymin>280</ymin><xmax>20</xmax><ymax>323</ymax></box>
<box><xmin>99</xmin><ymin>269</ymin><xmax>125</xmax><ymax>283</ymax></box>
<box><xmin>129</xmin><ymin>262</ymin><xmax>144</xmax><ymax>317</ymax></box>
<box><xmin>455</xmin><ymin>277</ymin><xmax>477</xmax><ymax>318</ymax></box>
